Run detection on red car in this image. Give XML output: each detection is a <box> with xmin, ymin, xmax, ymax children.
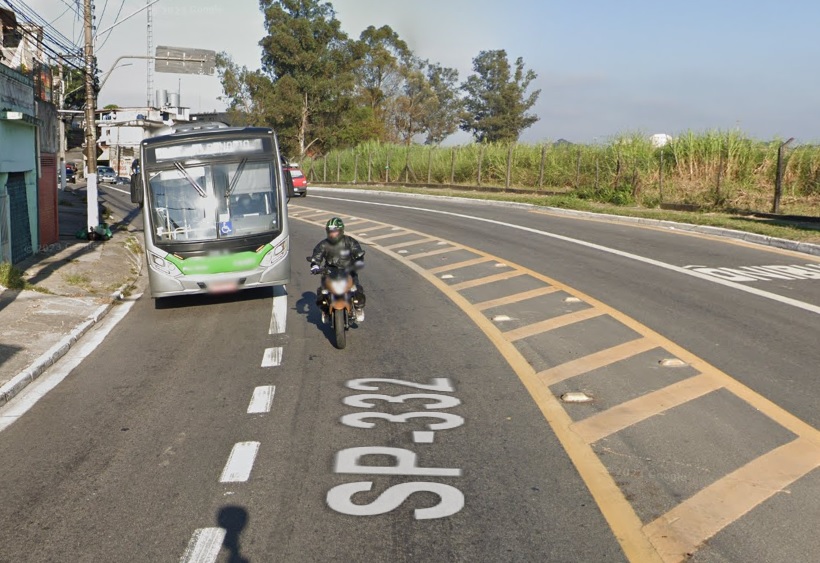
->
<box><xmin>287</xmin><ymin>167</ymin><xmax>307</xmax><ymax>197</ymax></box>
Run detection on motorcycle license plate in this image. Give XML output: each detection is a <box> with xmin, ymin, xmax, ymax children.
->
<box><xmin>208</xmin><ymin>281</ymin><xmax>239</xmax><ymax>294</ymax></box>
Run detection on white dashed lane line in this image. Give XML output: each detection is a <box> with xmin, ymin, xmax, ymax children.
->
<box><xmin>269</xmin><ymin>285</ymin><xmax>288</xmax><ymax>335</ymax></box>
<box><xmin>261</xmin><ymin>347</ymin><xmax>283</xmax><ymax>367</ymax></box>
<box><xmin>219</xmin><ymin>442</ymin><xmax>261</xmax><ymax>483</ymax></box>
<box><xmin>247</xmin><ymin>386</ymin><xmax>276</xmax><ymax>414</ymax></box>
<box><xmin>179</xmin><ymin>528</ymin><xmax>226</xmax><ymax>563</ymax></box>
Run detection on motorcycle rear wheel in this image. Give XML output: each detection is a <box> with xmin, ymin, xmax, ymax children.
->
<box><xmin>333</xmin><ymin>309</ymin><xmax>347</xmax><ymax>349</ymax></box>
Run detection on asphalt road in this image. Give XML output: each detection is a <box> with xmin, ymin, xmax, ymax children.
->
<box><xmin>0</xmin><ymin>187</ymin><xmax>817</xmax><ymax>563</ymax></box>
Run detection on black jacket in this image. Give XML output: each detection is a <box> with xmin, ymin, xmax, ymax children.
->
<box><xmin>310</xmin><ymin>235</ymin><xmax>365</xmax><ymax>269</ymax></box>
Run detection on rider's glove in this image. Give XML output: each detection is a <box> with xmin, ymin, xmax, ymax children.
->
<box><xmin>354</xmin><ymin>260</ymin><xmax>365</xmax><ymax>269</ymax></box>
<box><xmin>310</xmin><ymin>264</ymin><xmax>321</xmax><ymax>274</ymax></box>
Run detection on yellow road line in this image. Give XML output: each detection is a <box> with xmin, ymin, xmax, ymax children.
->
<box><xmin>504</xmin><ymin>308</ymin><xmax>604</xmax><ymax>342</ymax></box>
<box><xmin>405</xmin><ymin>246</ymin><xmax>461</xmax><ymax>260</ymax></box>
<box><xmin>343</xmin><ymin>219</ymin><xmax>371</xmax><ymax>227</ymax></box>
<box><xmin>428</xmin><ymin>256</ymin><xmax>495</xmax><ymax>275</ymax></box>
<box><xmin>353</xmin><ymin>224</ymin><xmax>398</xmax><ymax>235</ymax></box>
<box><xmin>571</xmin><ymin>373</ymin><xmax>723</xmax><ymax>444</ymax></box>
<box><xmin>536</xmin><ymin>338</ymin><xmax>657</xmax><ymax>387</ymax></box>
<box><xmin>449</xmin><ymin>270</ymin><xmax>525</xmax><ymax>291</ymax></box>
<box><xmin>383</xmin><ymin>237</ymin><xmax>439</xmax><ymax>251</ymax></box>
<box><xmin>474</xmin><ymin>286</ymin><xmax>560</xmax><ymax>311</ymax></box>
<box><xmin>366</xmin><ymin>231</ymin><xmax>415</xmax><ymax>242</ymax></box>
<box><xmin>643</xmin><ymin>437</ymin><xmax>820</xmax><ymax>562</ymax></box>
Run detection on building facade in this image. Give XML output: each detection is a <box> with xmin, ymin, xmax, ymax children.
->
<box><xmin>0</xmin><ymin>62</ymin><xmax>37</xmax><ymax>264</ymax></box>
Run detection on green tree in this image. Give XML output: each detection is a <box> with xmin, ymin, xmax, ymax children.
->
<box><xmin>423</xmin><ymin>63</ymin><xmax>462</xmax><ymax>145</ymax></box>
<box><xmin>355</xmin><ymin>25</ymin><xmax>411</xmax><ymax>142</ymax></box>
<box><xmin>393</xmin><ymin>58</ymin><xmax>436</xmax><ymax>145</ymax></box>
<box><xmin>258</xmin><ymin>0</ymin><xmax>360</xmax><ymax>157</ymax></box>
<box><xmin>460</xmin><ymin>50</ymin><xmax>540</xmax><ymax>143</ymax></box>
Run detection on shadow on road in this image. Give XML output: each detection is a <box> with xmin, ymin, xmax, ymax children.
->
<box><xmin>217</xmin><ymin>505</ymin><xmax>249</xmax><ymax>563</ymax></box>
<box><xmin>295</xmin><ymin>291</ymin><xmax>336</xmax><ymax>345</ymax></box>
<box><xmin>153</xmin><ymin>287</ymin><xmax>274</xmax><ymax>310</ymax></box>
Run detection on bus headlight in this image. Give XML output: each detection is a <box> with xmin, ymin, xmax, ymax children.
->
<box><xmin>149</xmin><ymin>252</ymin><xmax>182</xmax><ymax>276</ymax></box>
<box><xmin>260</xmin><ymin>239</ymin><xmax>288</xmax><ymax>268</ymax></box>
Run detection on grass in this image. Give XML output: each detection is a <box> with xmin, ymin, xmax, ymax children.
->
<box><xmin>320</xmin><ymin>184</ymin><xmax>820</xmax><ymax>244</ymax></box>
<box><xmin>64</xmin><ymin>273</ymin><xmax>91</xmax><ymax>287</ymax></box>
<box><xmin>303</xmin><ymin>132</ymin><xmax>820</xmax><ymax>217</ymax></box>
<box><xmin>0</xmin><ymin>262</ymin><xmax>26</xmax><ymax>290</ymax></box>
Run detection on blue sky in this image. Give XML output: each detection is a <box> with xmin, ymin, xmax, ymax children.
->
<box><xmin>26</xmin><ymin>0</ymin><xmax>820</xmax><ymax>143</ymax></box>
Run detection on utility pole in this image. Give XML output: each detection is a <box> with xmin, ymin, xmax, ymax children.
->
<box><xmin>147</xmin><ymin>0</ymin><xmax>154</xmax><ymax>106</ymax></box>
<box><xmin>58</xmin><ymin>63</ymin><xmax>66</xmax><ymax>190</ymax></box>
<box><xmin>83</xmin><ymin>0</ymin><xmax>99</xmax><ymax>232</ymax></box>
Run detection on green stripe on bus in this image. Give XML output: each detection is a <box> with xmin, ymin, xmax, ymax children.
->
<box><xmin>165</xmin><ymin>245</ymin><xmax>273</xmax><ymax>275</ymax></box>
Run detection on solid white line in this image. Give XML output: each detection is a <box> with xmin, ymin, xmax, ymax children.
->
<box><xmin>100</xmin><ymin>184</ymin><xmax>130</xmax><ymax>196</ymax></box>
<box><xmin>269</xmin><ymin>285</ymin><xmax>288</xmax><ymax>335</ymax></box>
<box><xmin>311</xmin><ymin>195</ymin><xmax>820</xmax><ymax>316</ymax></box>
<box><xmin>219</xmin><ymin>441</ymin><xmax>260</xmax><ymax>483</ymax></box>
<box><xmin>179</xmin><ymin>527</ymin><xmax>226</xmax><ymax>563</ymax></box>
<box><xmin>261</xmin><ymin>347</ymin><xmax>283</xmax><ymax>367</ymax></box>
<box><xmin>247</xmin><ymin>385</ymin><xmax>276</xmax><ymax>414</ymax></box>
<box><xmin>0</xmin><ymin>296</ymin><xmax>139</xmax><ymax>433</ymax></box>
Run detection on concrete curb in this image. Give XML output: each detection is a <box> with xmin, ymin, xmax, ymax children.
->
<box><xmin>0</xmin><ymin>239</ymin><xmax>144</xmax><ymax>406</ymax></box>
<box><xmin>310</xmin><ymin>187</ymin><xmax>820</xmax><ymax>257</ymax></box>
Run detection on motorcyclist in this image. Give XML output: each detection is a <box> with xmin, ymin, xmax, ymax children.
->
<box><xmin>309</xmin><ymin>217</ymin><xmax>366</xmax><ymax>322</ymax></box>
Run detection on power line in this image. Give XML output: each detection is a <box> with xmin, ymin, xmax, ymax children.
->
<box><xmin>96</xmin><ymin>0</ymin><xmax>126</xmax><ymax>51</ymax></box>
<box><xmin>3</xmin><ymin>0</ymin><xmax>81</xmax><ymax>53</ymax></box>
<box><xmin>96</xmin><ymin>0</ymin><xmax>109</xmax><ymax>36</ymax></box>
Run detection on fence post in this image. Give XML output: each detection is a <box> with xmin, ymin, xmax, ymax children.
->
<box><xmin>505</xmin><ymin>143</ymin><xmax>514</xmax><ymax>190</ymax></box>
<box><xmin>386</xmin><ymin>153</ymin><xmax>390</xmax><ymax>183</ymax></box>
<box><xmin>595</xmin><ymin>154</ymin><xmax>600</xmax><ymax>191</ymax></box>
<box><xmin>323</xmin><ymin>155</ymin><xmax>327</xmax><ymax>183</ymax></box>
<box><xmin>537</xmin><ymin>145</ymin><xmax>546</xmax><ymax>190</ymax></box>
<box><xmin>477</xmin><ymin>144</ymin><xmax>485</xmax><ymax>186</ymax></box>
<box><xmin>450</xmin><ymin>148</ymin><xmax>457</xmax><ymax>185</ymax></box>
<box><xmin>353</xmin><ymin>153</ymin><xmax>359</xmax><ymax>184</ymax></box>
<box><xmin>336</xmin><ymin>153</ymin><xmax>341</xmax><ymax>183</ymax></box>
<box><xmin>772</xmin><ymin>137</ymin><xmax>795</xmax><ymax>213</ymax></box>
<box><xmin>367</xmin><ymin>150</ymin><xmax>372</xmax><ymax>183</ymax></box>
<box><xmin>659</xmin><ymin>150</ymin><xmax>664</xmax><ymax>203</ymax></box>
<box><xmin>716</xmin><ymin>149</ymin><xmax>723</xmax><ymax>204</ymax></box>
<box><xmin>427</xmin><ymin>148</ymin><xmax>433</xmax><ymax>184</ymax></box>
<box><xmin>575</xmin><ymin>148</ymin><xmax>582</xmax><ymax>189</ymax></box>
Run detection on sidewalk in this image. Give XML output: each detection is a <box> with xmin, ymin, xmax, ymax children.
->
<box><xmin>0</xmin><ymin>181</ymin><xmax>144</xmax><ymax>404</ymax></box>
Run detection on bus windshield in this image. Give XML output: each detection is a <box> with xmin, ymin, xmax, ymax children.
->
<box><xmin>148</xmin><ymin>160</ymin><xmax>279</xmax><ymax>243</ymax></box>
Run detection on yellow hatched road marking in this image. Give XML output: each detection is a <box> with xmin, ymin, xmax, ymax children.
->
<box><xmin>474</xmin><ymin>286</ymin><xmax>559</xmax><ymax>311</ymax></box>
<box><xmin>537</xmin><ymin>338</ymin><xmax>657</xmax><ymax>386</ymax></box>
<box><xmin>343</xmin><ymin>219</ymin><xmax>371</xmax><ymax>227</ymax></box>
<box><xmin>366</xmin><ymin>231</ymin><xmax>414</xmax><ymax>242</ymax></box>
<box><xmin>405</xmin><ymin>246</ymin><xmax>461</xmax><ymax>260</ymax></box>
<box><xmin>449</xmin><ymin>270</ymin><xmax>525</xmax><ymax>291</ymax></box>
<box><xmin>643</xmin><ymin>437</ymin><xmax>820</xmax><ymax>562</ymax></box>
<box><xmin>383</xmin><ymin>237</ymin><xmax>439</xmax><ymax>251</ymax></box>
<box><xmin>352</xmin><ymin>224</ymin><xmax>396</xmax><ymax>235</ymax></box>
<box><xmin>504</xmin><ymin>308</ymin><xmax>604</xmax><ymax>342</ymax></box>
<box><xmin>571</xmin><ymin>373</ymin><xmax>723</xmax><ymax>444</ymax></box>
<box><xmin>427</xmin><ymin>256</ymin><xmax>494</xmax><ymax>275</ymax></box>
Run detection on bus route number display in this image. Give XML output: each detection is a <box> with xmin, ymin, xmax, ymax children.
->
<box><xmin>153</xmin><ymin>138</ymin><xmax>265</xmax><ymax>162</ymax></box>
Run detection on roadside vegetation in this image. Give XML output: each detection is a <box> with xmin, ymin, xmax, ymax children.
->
<box><xmin>219</xmin><ymin>0</ymin><xmax>818</xmax><ymax>219</ymax></box>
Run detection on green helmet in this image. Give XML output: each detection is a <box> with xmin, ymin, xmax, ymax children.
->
<box><xmin>325</xmin><ymin>217</ymin><xmax>345</xmax><ymax>244</ymax></box>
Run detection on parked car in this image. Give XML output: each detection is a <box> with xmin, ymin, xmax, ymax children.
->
<box><xmin>287</xmin><ymin>167</ymin><xmax>307</xmax><ymax>197</ymax></box>
<box><xmin>97</xmin><ymin>166</ymin><xmax>117</xmax><ymax>183</ymax></box>
<box><xmin>65</xmin><ymin>166</ymin><xmax>76</xmax><ymax>183</ymax></box>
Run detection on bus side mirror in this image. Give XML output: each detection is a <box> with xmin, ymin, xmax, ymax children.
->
<box><xmin>130</xmin><ymin>173</ymin><xmax>144</xmax><ymax>205</ymax></box>
<box><xmin>283</xmin><ymin>168</ymin><xmax>295</xmax><ymax>200</ymax></box>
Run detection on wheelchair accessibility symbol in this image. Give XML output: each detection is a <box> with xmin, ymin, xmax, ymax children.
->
<box><xmin>220</xmin><ymin>221</ymin><xmax>233</xmax><ymax>235</ymax></box>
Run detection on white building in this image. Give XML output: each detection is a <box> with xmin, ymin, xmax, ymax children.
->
<box><xmin>96</xmin><ymin>96</ymin><xmax>191</xmax><ymax>176</ymax></box>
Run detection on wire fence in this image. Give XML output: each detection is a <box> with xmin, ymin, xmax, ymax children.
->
<box><xmin>302</xmin><ymin>134</ymin><xmax>820</xmax><ymax>217</ymax></box>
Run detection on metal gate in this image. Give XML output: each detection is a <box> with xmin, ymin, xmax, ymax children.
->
<box><xmin>7</xmin><ymin>172</ymin><xmax>32</xmax><ymax>264</ymax></box>
<box><xmin>39</xmin><ymin>153</ymin><xmax>59</xmax><ymax>246</ymax></box>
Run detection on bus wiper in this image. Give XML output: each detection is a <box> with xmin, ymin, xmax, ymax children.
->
<box><xmin>225</xmin><ymin>159</ymin><xmax>248</xmax><ymax>198</ymax></box>
<box><xmin>173</xmin><ymin>162</ymin><xmax>207</xmax><ymax>198</ymax></box>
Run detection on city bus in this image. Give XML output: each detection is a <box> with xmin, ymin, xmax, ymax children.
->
<box><xmin>131</xmin><ymin>123</ymin><xmax>291</xmax><ymax>300</ymax></box>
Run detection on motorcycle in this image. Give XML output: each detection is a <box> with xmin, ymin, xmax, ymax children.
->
<box><xmin>308</xmin><ymin>257</ymin><xmax>364</xmax><ymax>349</ymax></box>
